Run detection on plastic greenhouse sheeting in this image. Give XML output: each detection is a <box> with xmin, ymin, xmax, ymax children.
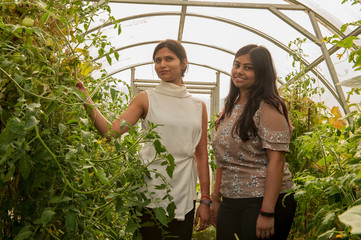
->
<box><xmin>85</xmin><ymin>0</ymin><xmax>361</xmax><ymax>116</ymax></box>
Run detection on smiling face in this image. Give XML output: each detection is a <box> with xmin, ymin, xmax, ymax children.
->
<box><xmin>231</xmin><ymin>53</ymin><xmax>255</xmax><ymax>94</ymax></box>
<box><xmin>154</xmin><ymin>47</ymin><xmax>187</xmax><ymax>85</ymax></box>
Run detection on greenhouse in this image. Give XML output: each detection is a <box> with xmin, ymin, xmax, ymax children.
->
<box><xmin>0</xmin><ymin>0</ymin><xmax>361</xmax><ymax>239</ymax></box>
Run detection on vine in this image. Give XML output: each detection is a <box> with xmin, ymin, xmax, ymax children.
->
<box><xmin>0</xmin><ymin>1</ymin><xmax>175</xmax><ymax>239</ymax></box>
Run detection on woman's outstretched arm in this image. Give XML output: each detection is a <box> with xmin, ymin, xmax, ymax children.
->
<box><xmin>76</xmin><ymin>81</ymin><xmax>148</xmax><ymax>138</ymax></box>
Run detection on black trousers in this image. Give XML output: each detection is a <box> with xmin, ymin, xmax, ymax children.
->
<box><xmin>216</xmin><ymin>193</ymin><xmax>296</xmax><ymax>240</ymax></box>
<box><xmin>138</xmin><ymin>204</ymin><xmax>195</xmax><ymax>240</ymax></box>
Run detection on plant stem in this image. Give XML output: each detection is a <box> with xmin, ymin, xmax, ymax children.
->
<box><xmin>35</xmin><ymin>125</ymin><xmax>107</xmax><ymax>194</ymax></box>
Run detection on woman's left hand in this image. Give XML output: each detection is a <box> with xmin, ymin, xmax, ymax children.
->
<box><xmin>256</xmin><ymin>215</ymin><xmax>275</xmax><ymax>239</ymax></box>
<box><xmin>194</xmin><ymin>203</ymin><xmax>211</xmax><ymax>231</ymax></box>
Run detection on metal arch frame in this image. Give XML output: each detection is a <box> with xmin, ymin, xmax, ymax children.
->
<box><xmin>106</xmin><ymin>61</ymin><xmax>230</xmax><ymax>77</ymax></box>
<box><xmin>92</xmin><ymin>40</ymin><xmax>235</xmax><ymax>62</ymax></box>
<box><xmin>99</xmin><ymin>38</ymin><xmax>329</xmax><ymax>93</ymax></box>
<box><xmin>131</xmin><ymin>76</ymin><xmax>220</xmax><ymax>118</ymax></box>
<box><xmin>88</xmin><ymin>0</ymin><xmax>359</xmax><ymax>114</ymax></box>
<box><xmin>105</xmin><ymin>60</ymin><xmax>222</xmax><ymax>118</ymax></box>
<box><xmin>100</xmin><ymin>41</ymin><xmax>281</xmax><ymax>86</ymax></box>
<box><xmin>90</xmin><ymin>12</ymin><xmax>342</xmax><ymax>107</ymax></box>
<box><xmin>286</xmin><ymin>0</ymin><xmax>347</xmax><ymax>37</ymax></box>
<box><xmin>97</xmin><ymin>0</ymin><xmax>345</xmax><ymax>37</ymax></box>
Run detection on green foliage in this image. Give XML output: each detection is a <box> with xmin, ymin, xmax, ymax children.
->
<box><xmin>0</xmin><ymin>1</ymin><xmax>175</xmax><ymax>239</ymax></box>
<box><xmin>278</xmin><ymin>9</ymin><xmax>361</xmax><ymax>237</ymax></box>
<box><xmin>192</xmin><ymin>225</ymin><xmax>216</xmax><ymax>240</ymax></box>
<box><xmin>342</xmin><ymin>0</ymin><xmax>361</xmax><ymax>5</ymax></box>
<box><xmin>281</xmin><ymin>38</ymin><xmax>328</xmax><ymax>173</ymax></box>
<box><xmin>207</xmin><ymin>112</ymin><xmax>219</xmax><ymax>173</ymax></box>
<box><xmin>339</xmin><ymin>205</ymin><xmax>361</xmax><ymax>235</ymax></box>
<box><xmin>283</xmin><ymin>30</ymin><xmax>361</xmax><ymax>239</ymax></box>
<box><xmin>290</xmin><ymin>105</ymin><xmax>361</xmax><ymax>239</ymax></box>
<box><xmin>322</xmin><ymin>3</ymin><xmax>361</xmax><ymax>102</ymax></box>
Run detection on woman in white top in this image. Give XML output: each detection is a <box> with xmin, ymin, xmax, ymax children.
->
<box><xmin>76</xmin><ymin>39</ymin><xmax>210</xmax><ymax>239</ymax></box>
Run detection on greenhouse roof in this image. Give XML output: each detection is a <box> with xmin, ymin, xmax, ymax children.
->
<box><xmin>87</xmin><ymin>0</ymin><xmax>361</xmax><ymax>116</ymax></box>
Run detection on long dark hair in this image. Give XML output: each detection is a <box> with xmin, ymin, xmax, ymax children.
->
<box><xmin>152</xmin><ymin>39</ymin><xmax>188</xmax><ymax>77</ymax></box>
<box><xmin>222</xmin><ymin>44</ymin><xmax>289</xmax><ymax>141</ymax></box>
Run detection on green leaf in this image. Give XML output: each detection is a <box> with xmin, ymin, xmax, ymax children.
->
<box><xmin>154</xmin><ymin>207</ymin><xmax>168</xmax><ymax>226</ymax></box>
<box><xmin>58</xmin><ymin>123</ymin><xmax>66</xmax><ymax>134</ymax></box>
<box><xmin>167</xmin><ymin>202</ymin><xmax>176</xmax><ymax>221</ymax></box>
<box><xmin>49</xmin><ymin>196</ymin><xmax>72</xmax><ymax>204</ymax></box>
<box><xmin>40</xmin><ymin>209</ymin><xmax>55</xmax><ymax>225</ymax></box>
<box><xmin>98</xmin><ymin>48</ymin><xmax>104</xmax><ymax>57</ymax></box>
<box><xmin>343</xmin><ymin>36</ymin><xmax>358</xmax><ymax>48</ymax></box>
<box><xmin>4</xmin><ymin>162</ymin><xmax>15</xmax><ymax>182</ymax></box>
<box><xmin>65</xmin><ymin>210</ymin><xmax>77</xmax><ymax>233</ymax></box>
<box><xmin>59</xmin><ymin>16</ymin><xmax>67</xmax><ymax>25</ymax></box>
<box><xmin>25</xmin><ymin>116</ymin><xmax>39</xmax><ymax>130</ymax></box>
<box><xmin>106</xmin><ymin>54</ymin><xmax>112</xmax><ymax>65</ymax></box>
<box><xmin>324</xmin><ymin>185</ymin><xmax>341</xmax><ymax>196</ymax></box>
<box><xmin>111</xmin><ymin>88</ymin><xmax>116</xmax><ymax>102</ymax></box>
<box><xmin>81</xmin><ymin>130</ymin><xmax>91</xmax><ymax>142</ymax></box>
<box><xmin>67</xmin><ymin>119</ymin><xmax>78</xmax><ymax>124</ymax></box>
<box><xmin>316</xmin><ymin>155</ymin><xmax>333</xmax><ymax>166</ymax></box>
<box><xmin>84</xmin><ymin>169</ymin><xmax>90</xmax><ymax>189</ymax></box>
<box><xmin>338</xmin><ymin>205</ymin><xmax>361</xmax><ymax>234</ymax></box>
<box><xmin>352</xmin><ymin>198</ymin><xmax>361</xmax><ymax>206</ymax></box>
<box><xmin>153</xmin><ymin>140</ymin><xmax>166</xmax><ymax>153</ymax></box>
<box><xmin>95</xmin><ymin>169</ymin><xmax>110</xmax><ymax>185</ymax></box>
<box><xmin>140</xmin><ymin>221</ymin><xmax>155</xmax><ymax>227</ymax></box>
<box><xmin>26</xmin><ymin>103</ymin><xmax>41</xmax><ymax>112</ymax></box>
<box><xmin>80</xmin><ymin>117</ymin><xmax>89</xmax><ymax>127</ymax></box>
<box><xmin>14</xmin><ymin>225</ymin><xmax>33</xmax><ymax>240</ymax></box>
<box><xmin>8</xmin><ymin>117</ymin><xmax>26</xmax><ymax>136</ymax></box>
<box><xmin>19</xmin><ymin>154</ymin><xmax>31</xmax><ymax>179</ymax></box>
<box><xmin>80</xmin><ymin>61</ymin><xmax>94</xmax><ymax>76</ymax></box>
<box><xmin>166</xmin><ymin>154</ymin><xmax>175</xmax><ymax>178</ymax></box>
<box><xmin>65</xmin><ymin>148</ymin><xmax>77</xmax><ymax>159</ymax></box>
<box><xmin>42</xmin><ymin>12</ymin><xmax>50</xmax><ymax>24</ymax></box>
<box><xmin>316</xmin><ymin>228</ymin><xmax>337</xmax><ymax>240</ymax></box>
<box><xmin>45</xmin><ymin>101</ymin><xmax>57</xmax><ymax>117</ymax></box>
<box><xmin>322</xmin><ymin>211</ymin><xmax>336</xmax><ymax>227</ymax></box>
<box><xmin>341</xmin><ymin>24</ymin><xmax>348</xmax><ymax>33</ymax></box>
<box><xmin>125</xmin><ymin>221</ymin><xmax>138</xmax><ymax>233</ymax></box>
<box><xmin>114</xmin><ymin>51</ymin><xmax>119</xmax><ymax>60</ymax></box>
<box><xmin>115</xmin><ymin>197</ymin><xmax>124</xmax><ymax>212</ymax></box>
<box><xmin>155</xmin><ymin>183</ymin><xmax>167</xmax><ymax>190</ymax></box>
<box><xmin>14</xmin><ymin>73</ymin><xmax>25</xmax><ymax>84</ymax></box>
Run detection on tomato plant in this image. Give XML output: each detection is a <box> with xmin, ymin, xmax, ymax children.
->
<box><xmin>0</xmin><ymin>1</ymin><xmax>175</xmax><ymax>239</ymax></box>
<box><xmin>283</xmin><ymin>27</ymin><xmax>361</xmax><ymax>239</ymax></box>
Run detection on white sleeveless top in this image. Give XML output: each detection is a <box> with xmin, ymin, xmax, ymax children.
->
<box><xmin>139</xmin><ymin>81</ymin><xmax>203</xmax><ymax>220</ymax></box>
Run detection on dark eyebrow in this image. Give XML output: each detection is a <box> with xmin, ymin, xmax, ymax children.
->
<box><xmin>233</xmin><ymin>60</ymin><xmax>252</xmax><ymax>65</ymax></box>
<box><xmin>155</xmin><ymin>55</ymin><xmax>174</xmax><ymax>59</ymax></box>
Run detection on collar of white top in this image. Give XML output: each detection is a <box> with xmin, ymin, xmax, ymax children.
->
<box><xmin>154</xmin><ymin>80</ymin><xmax>191</xmax><ymax>98</ymax></box>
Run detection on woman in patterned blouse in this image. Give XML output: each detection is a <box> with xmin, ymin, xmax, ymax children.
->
<box><xmin>210</xmin><ymin>44</ymin><xmax>296</xmax><ymax>240</ymax></box>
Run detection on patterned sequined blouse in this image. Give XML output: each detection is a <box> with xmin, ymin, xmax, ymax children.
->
<box><xmin>212</xmin><ymin>102</ymin><xmax>294</xmax><ymax>199</ymax></box>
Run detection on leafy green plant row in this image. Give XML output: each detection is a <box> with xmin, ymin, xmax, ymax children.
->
<box><xmin>0</xmin><ymin>1</ymin><xmax>175</xmax><ymax>239</ymax></box>
<box><xmin>282</xmin><ymin>6</ymin><xmax>361</xmax><ymax>237</ymax></box>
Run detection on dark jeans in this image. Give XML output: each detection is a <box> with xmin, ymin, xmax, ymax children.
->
<box><xmin>138</xmin><ymin>203</ymin><xmax>195</xmax><ymax>240</ymax></box>
<box><xmin>216</xmin><ymin>193</ymin><xmax>296</xmax><ymax>240</ymax></box>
